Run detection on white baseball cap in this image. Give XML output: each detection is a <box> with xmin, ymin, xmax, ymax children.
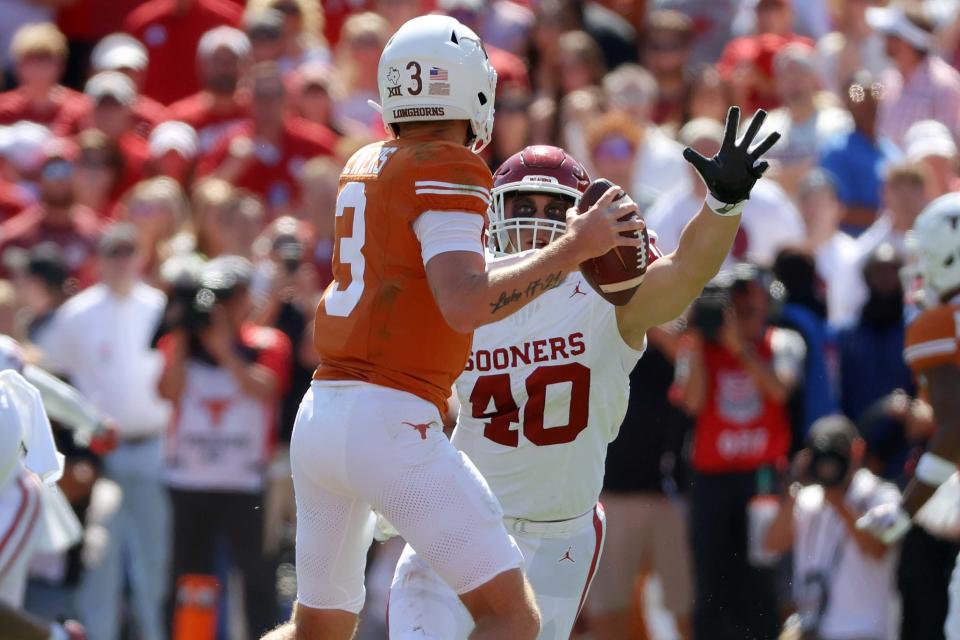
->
<box><xmin>197</xmin><ymin>26</ymin><xmax>251</xmax><ymax>61</ymax></box>
<box><xmin>85</xmin><ymin>71</ymin><xmax>137</xmax><ymax>106</ymax></box>
<box><xmin>905</xmin><ymin>119</ymin><xmax>958</xmax><ymax>161</ymax></box>
<box><xmin>91</xmin><ymin>33</ymin><xmax>148</xmax><ymax>72</ymax></box>
<box><xmin>149</xmin><ymin>121</ymin><xmax>199</xmax><ymax>159</ymax></box>
<box><xmin>866</xmin><ymin>5</ymin><xmax>933</xmax><ymax>51</ymax></box>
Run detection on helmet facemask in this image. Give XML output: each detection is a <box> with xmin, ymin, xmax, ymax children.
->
<box><xmin>488</xmin><ymin>183</ymin><xmax>579</xmax><ymax>255</ymax></box>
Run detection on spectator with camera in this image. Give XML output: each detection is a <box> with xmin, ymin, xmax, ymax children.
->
<box><xmin>763</xmin><ymin>415</ymin><xmax>900</xmax><ymax>640</ymax></box>
<box><xmin>156</xmin><ymin>255</ymin><xmax>290</xmax><ymax>638</ymax></box>
<box><xmin>674</xmin><ymin>263</ymin><xmax>805</xmax><ymax>640</ymax></box>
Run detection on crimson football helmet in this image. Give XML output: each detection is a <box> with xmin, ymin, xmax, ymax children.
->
<box><xmin>489</xmin><ymin>145</ymin><xmax>590</xmax><ymax>254</ymax></box>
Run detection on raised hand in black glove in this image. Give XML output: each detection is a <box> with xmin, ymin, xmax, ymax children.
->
<box><xmin>683</xmin><ymin>106</ymin><xmax>781</xmax><ymax>213</ymax></box>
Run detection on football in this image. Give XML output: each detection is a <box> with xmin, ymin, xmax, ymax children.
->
<box><xmin>577</xmin><ymin>178</ymin><xmax>649</xmax><ymax>306</ymax></box>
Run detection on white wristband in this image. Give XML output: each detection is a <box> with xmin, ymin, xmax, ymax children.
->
<box><xmin>705</xmin><ymin>194</ymin><xmax>745</xmax><ymax>217</ymax></box>
<box><xmin>916</xmin><ymin>452</ymin><xmax>956</xmax><ymax>488</ymax></box>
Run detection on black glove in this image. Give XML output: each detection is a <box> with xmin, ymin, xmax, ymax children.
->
<box><xmin>683</xmin><ymin>106</ymin><xmax>781</xmax><ymax>205</ymax></box>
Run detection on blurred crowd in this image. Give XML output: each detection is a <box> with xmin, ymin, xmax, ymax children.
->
<box><xmin>1</xmin><ymin>0</ymin><xmax>959</xmax><ymax>639</ymax></box>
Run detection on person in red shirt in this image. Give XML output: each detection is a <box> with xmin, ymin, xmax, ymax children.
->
<box><xmin>0</xmin><ymin>139</ymin><xmax>104</xmax><ymax>286</ymax></box>
<box><xmin>0</xmin><ymin>23</ymin><xmax>88</xmax><ymax>137</ymax></box>
<box><xmin>673</xmin><ymin>264</ymin><xmax>805</xmax><ymax>640</ymax></box>
<box><xmin>199</xmin><ymin>62</ymin><xmax>335</xmax><ymax>218</ymax></box>
<box><xmin>124</xmin><ymin>0</ymin><xmax>244</xmax><ymax>105</ymax></box>
<box><xmin>168</xmin><ymin>26</ymin><xmax>251</xmax><ymax>155</ymax></box>
<box><xmin>89</xmin><ymin>34</ymin><xmax>170</xmax><ymax>138</ymax></box>
<box><xmin>716</xmin><ymin>0</ymin><xmax>814</xmax><ymax>113</ymax></box>
<box><xmin>84</xmin><ymin>71</ymin><xmax>151</xmax><ymax>207</ymax></box>
<box><xmin>148</xmin><ymin>120</ymin><xmax>199</xmax><ymax>188</ymax></box>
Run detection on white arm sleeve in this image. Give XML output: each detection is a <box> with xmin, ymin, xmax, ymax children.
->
<box><xmin>412</xmin><ymin>211</ymin><xmax>485</xmax><ymax>266</ymax></box>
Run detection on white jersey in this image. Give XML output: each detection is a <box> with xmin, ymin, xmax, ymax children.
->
<box><xmin>452</xmin><ymin>268</ymin><xmax>644</xmax><ymax>521</ymax></box>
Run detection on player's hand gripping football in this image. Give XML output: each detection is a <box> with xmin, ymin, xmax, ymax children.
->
<box><xmin>563</xmin><ymin>184</ymin><xmax>644</xmax><ymax>263</ymax></box>
<box><xmin>683</xmin><ymin>106</ymin><xmax>781</xmax><ymax>211</ymax></box>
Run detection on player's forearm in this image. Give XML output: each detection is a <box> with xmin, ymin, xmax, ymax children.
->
<box><xmin>440</xmin><ymin>237</ymin><xmax>581</xmax><ymax>331</ymax></box>
<box><xmin>762</xmin><ymin>493</ymin><xmax>795</xmax><ymax>555</ymax></box>
<box><xmin>23</xmin><ymin>364</ymin><xmax>103</xmax><ymax>435</ymax></box>
<box><xmin>222</xmin><ymin>353</ymin><xmax>277</xmax><ymax>402</ymax></box>
<box><xmin>834</xmin><ymin>500</ymin><xmax>890</xmax><ymax>558</ymax></box>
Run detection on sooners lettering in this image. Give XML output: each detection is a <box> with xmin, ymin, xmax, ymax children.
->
<box><xmin>465</xmin><ymin>332</ymin><xmax>585</xmax><ymax>372</ymax></box>
<box><xmin>716</xmin><ymin>428</ymin><xmax>769</xmax><ymax>460</ymax></box>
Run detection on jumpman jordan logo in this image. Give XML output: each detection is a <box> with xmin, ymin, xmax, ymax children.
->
<box><xmin>402</xmin><ymin>421</ymin><xmax>437</xmax><ymax>440</ymax></box>
<box><xmin>570</xmin><ymin>283</ymin><xmax>587</xmax><ymax>298</ymax></box>
<box><xmin>559</xmin><ymin>547</ymin><xmax>576</xmax><ymax>563</ymax></box>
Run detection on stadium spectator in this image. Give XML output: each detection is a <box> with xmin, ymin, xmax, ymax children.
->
<box><xmin>72</xmin><ymin>129</ymin><xmax>124</xmax><ymax>216</ymax></box>
<box><xmin>557</xmin><ymin>30</ymin><xmax>607</xmax><ymax>96</ymax></box>
<box><xmin>644</xmin><ymin>117</ymin><xmax>805</xmax><ymax>268</ymax></box>
<box><xmin>838</xmin><ymin>245</ymin><xmax>914</xmax><ymax>424</ymax></box>
<box><xmin>438</xmin><ymin>0</ymin><xmax>533</xmax><ymax>58</ymax></box>
<box><xmin>118</xmin><ymin>177</ymin><xmax>191</xmax><ymax>284</ymax></box>
<box><xmin>0</xmin><ymin>121</ymin><xmax>54</xmax><ymax>201</ymax></box>
<box><xmin>147</xmin><ymin>120</ymin><xmax>199</xmax><ymax>188</ymax></box>
<box><xmin>245</xmin><ymin>7</ymin><xmax>286</xmax><ymax>65</ymax></box>
<box><xmin>7</xmin><ymin>242</ymin><xmax>72</xmax><ymax>344</ymax></box>
<box><xmin>794</xmin><ymin>169</ymin><xmax>864</xmax><ymax>327</ymax></box>
<box><xmin>156</xmin><ymin>255</ymin><xmax>290</xmax><ymax>639</ymax></box>
<box><xmin>331</xmin><ymin>12</ymin><xmax>390</xmax><ymax>135</ymax></box>
<box><xmin>0</xmin><ymin>23</ymin><xmax>88</xmax><ymax>137</ymax></box>
<box><xmin>294</xmin><ymin>155</ymin><xmax>338</xmax><ymax>286</ymax></box>
<box><xmin>679</xmin><ymin>64</ymin><xmax>733</xmax><ymax>127</ymax></box>
<box><xmin>168</xmin><ymin>26</ymin><xmax>251</xmax><ymax>156</ymax></box>
<box><xmin>55</xmin><ymin>0</ymin><xmax>146</xmax><ymax>85</ymax></box>
<box><xmin>601</xmin><ymin>64</ymin><xmax>688</xmax><ymax>210</ymax></box>
<box><xmin>903</xmin><ymin>119</ymin><xmax>960</xmax><ymax>198</ymax></box>
<box><xmin>199</xmin><ymin>62</ymin><xmax>335</xmax><ymax>217</ymax></box>
<box><xmin>761</xmin><ymin>43</ymin><xmax>852</xmax><ymax>197</ymax></box>
<box><xmin>716</xmin><ymin>0</ymin><xmax>814</xmax><ymax>112</ymax></box>
<box><xmin>488</xmin><ymin>86</ymin><xmax>532</xmax><ymax>169</ymax></box>
<box><xmin>84</xmin><ymin>71</ymin><xmax>151</xmax><ymax>202</ymax></box>
<box><xmin>763</xmin><ymin>416</ymin><xmax>900</xmax><ymax>640</ymax></box>
<box><xmin>674</xmin><ymin>264</ymin><xmax>804</xmax><ymax>640</ymax></box>
<box><xmin>855</xmin><ymin>162</ymin><xmax>929</xmax><ymax>261</ymax></box>
<box><xmin>124</xmin><ymin>0</ymin><xmax>244</xmax><ymax>106</ymax></box>
<box><xmin>0</xmin><ymin>139</ymin><xmax>102</xmax><ymax>286</ymax></box>
<box><xmin>87</xmin><ymin>33</ymin><xmax>171</xmax><ymax>138</ymax></box>
<box><xmin>245</xmin><ymin>0</ymin><xmax>330</xmax><ymax>72</ymax></box>
<box><xmin>868</xmin><ymin>3</ymin><xmax>960</xmax><ymax>148</ymax></box>
<box><xmin>586</xmin><ymin>333</ymin><xmax>694</xmax><ymax>640</ymax></box>
<box><xmin>818</xmin><ymin>70</ymin><xmax>901</xmax><ymax>235</ymax></box>
<box><xmin>771</xmin><ymin>247</ymin><xmax>840</xmax><ymax>436</ymax></box>
<box><xmin>658</xmin><ymin>0</ymin><xmax>740</xmax><ymax>67</ymax></box>
<box><xmin>287</xmin><ymin>61</ymin><xmax>354</xmax><ymax>137</ymax></box>
<box><xmin>190</xmin><ymin>176</ymin><xmax>235</xmax><ymax>258</ymax></box>
<box><xmin>643</xmin><ymin>10</ymin><xmax>694</xmax><ymax>127</ymax></box>
<box><xmin>38</xmin><ymin>222</ymin><xmax>172</xmax><ymax>640</ymax></box>
<box><xmin>816</xmin><ymin>0</ymin><xmax>888</xmax><ymax>95</ymax></box>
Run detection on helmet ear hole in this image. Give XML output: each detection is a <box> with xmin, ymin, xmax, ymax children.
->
<box><xmin>450</xmin><ymin>31</ymin><xmax>459</xmax><ymax>44</ymax></box>
<box><xmin>946</xmin><ymin>254</ymin><xmax>956</xmax><ymax>267</ymax></box>
<box><xmin>477</xmin><ymin>92</ymin><xmax>487</xmax><ymax>106</ymax></box>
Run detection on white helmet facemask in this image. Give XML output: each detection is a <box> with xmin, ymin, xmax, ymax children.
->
<box><xmin>906</xmin><ymin>193</ymin><xmax>960</xmax><ymax>306</ymax></box>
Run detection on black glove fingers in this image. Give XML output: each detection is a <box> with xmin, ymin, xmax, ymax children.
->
<box><xmin>751</xmin><ymin>160</ymin><xmax>770</xmax><ymax>177</ymax></box>
<box><xmin>721</xmin><ymin>106</ymin><xmax>740</xmax><ymax>153</ymax></box>
<box><xmin>682</xmin><ymin>147</ymin><xmax>711</xmax><ymax>174</ymax></box>
<box><xmin>749</xmin><ymin>131</ymin><xmax>781</xmax><ymax>161</ymax></box>
<box><xmin>740</xmin><ymin>109</ymin><xmax>767</xmax><ymax>150</ymax></box>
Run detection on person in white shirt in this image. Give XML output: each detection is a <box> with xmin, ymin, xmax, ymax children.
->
<box><xmin>645</xmin><ymin>118</ymin><xmax>805</xmax><ymax>268</ymax></box>
<box><xmin>795</xmin><ymin>169</ymin><xmax>866</xmax><ymax>328</ymax></box>
<box><xmin>763</xmin><ymin>416</ymin><xmax>900</xmax><ymax>640</ymax></box>
<box><xmin>37</xmin><ymin>223</ymin><xmax>172</xmax><ymax>640</ymax></box>
<box><xmin>855</xmin><ymin>163</ymin><xmax>931</xmax><ymax>265</ymax></box>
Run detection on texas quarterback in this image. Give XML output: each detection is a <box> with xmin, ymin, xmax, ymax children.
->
<box><xmin>275</xmin><ymin>14</ymin><xmax>644</xmax><ymax>640</ymax></box>
<box><xmin>389</xmin><ymin>106</ymin><xmax>781</xmax><ymax>639</ymax></box>
<box><xmin>857</xmin><ymin>193</ymin><xmax>960</xmax><ymax>639</ymax></box>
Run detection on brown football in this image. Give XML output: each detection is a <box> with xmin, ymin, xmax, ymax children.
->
<box><xmin>577</xmin><ymin>178</ymin><xmax>649</xmax><ymax>306</ymax></box>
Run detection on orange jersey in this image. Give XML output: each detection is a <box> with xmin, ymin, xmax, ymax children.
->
<box><xmin>903</xmin><ymin>302</ymin><xmax>960</xmax><ymax>388</ymax></box>
<box><xmin>313</xmin><ymin>137</ymin><xmax>492</xmax><ymax>413</ymax></box>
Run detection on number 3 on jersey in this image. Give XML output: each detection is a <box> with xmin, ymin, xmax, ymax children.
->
<box><xmin>326</xmin><ymin>182</ymin><xmax>367</xmax><ymax>317</ymax></box>
<box><xmin>469</xmin><ymin>363</ymin><xmax>590</xmax><ymax>447</ymax></box>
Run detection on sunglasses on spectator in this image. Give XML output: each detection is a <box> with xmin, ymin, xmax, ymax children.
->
<box><xmin>272</xmin><ymin>1</ymin><xmax>300</xmax><ymax>15</ymax></box>
<box><xmin>351</xmin><ymin>33</ymin><xmax>382</xmax><ymax>48</ymax></box>
<box><xmin>42</xmin><ymin>160</ymin><xmax>73</xmax><ymax>181</ymax></box>
<box><xmin>102</xmin><ymin>244</ymin><xmax>136</xmax><ymax>259</ymax></box>
<box><xmin>497</xmin><ymin>100</ymin><xmax>529</xmax><ymax>114</ymax></box>
<box><xmin>248</xmin><ymin>27</ymin><xmax>281</xmax><ymax>41</ymax></box>
<box><xmin>593</xmin><ymin>137</ymin><xmax>635</xmax><ymax>160</ymax></box>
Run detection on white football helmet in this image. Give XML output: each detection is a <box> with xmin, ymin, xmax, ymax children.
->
<box><xmin>905</xmin><ymin>192</ymin><xmax>960</xmax><ymax>306</ymax></box>
<box><xmin>372</xmin><ymin>15</ymin><xmax>497</xmax><ymax>153</ymax></box>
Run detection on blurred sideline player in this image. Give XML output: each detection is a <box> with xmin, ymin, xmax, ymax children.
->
<box><xmin>858</xmin><ymin>193</ymin><xmax>960</xmax><ymax>639</ymax></box>
<box><xmin>0</xmin><ymin>333</ymin><xmax>111</xmax><ymax>640</ymax></box>
<box><xmin>267</xmin><ymin>15</ymin><xmax>645</xmax><ymax>640</ymax></box>
<box><xmin>389</xmin><ymin>106</ymin><xmax>781</xmax><ymax>639</ymax></box>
